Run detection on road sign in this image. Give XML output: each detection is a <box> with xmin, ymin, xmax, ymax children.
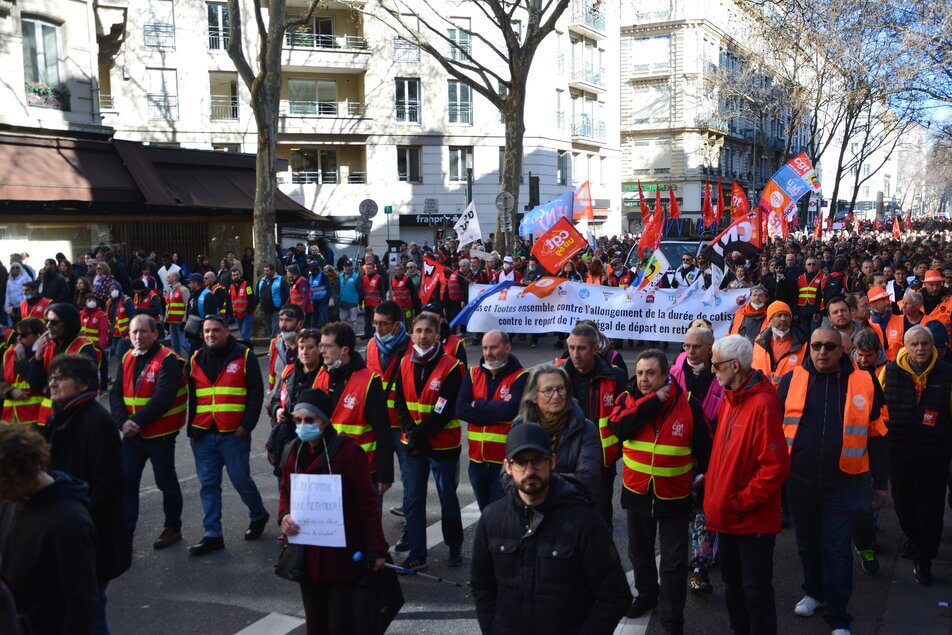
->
<box><xmin>359</xmin><ymin>199</ymin><xmax>378</xmax><ymax>219</ymax></box>
<box><xmin>356</xmin><ymin>218</ymin><xmax>372</xmax><ymax>234</ymax></box>
<box><xmin>424</xmin><ymin>198</ymin><xmax>439</xmax><ymax>214</ymax></box>
<box><xmin>384</xmin><ymin>205</ymin><xmax>393</xmax><ymax>215</ymax></box>
<box><xmin>495</xmin><ymin>191</ymin><xmax>515</xmax><ymax>213</ymax></box>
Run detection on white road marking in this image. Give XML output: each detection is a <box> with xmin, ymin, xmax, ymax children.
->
<box><xmin>233</xmin><ymin>612</ymin><xmax>304</xmax><ymax>635</ymax></box>
<box><xmin>614</xmin><ymin>557</ymin><xmax>660</xmax><ymax>635</ymax></box>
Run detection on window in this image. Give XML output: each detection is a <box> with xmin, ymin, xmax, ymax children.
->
<box><xmin>147</xmin><ymin>68</ymin><xmax>178</xmax><ymax>119</ymax></box>
<box><xmin>207</xmin><ymin>3</ymin><xmax>229</xmax><ymax>50</ymax></box>
<box><xmin>861</xmin><ymin>185</ymin><xmax>870</xmax><ymax>198</ymax></box>
<box><xmin>448</xmin><ymin>18</ymin><xmax>471</xmax><ymax>60</ymax></box>
<box><xmin>286</xmin><ymin>16</ymin><xmax>334</xmax><ymax>48</ymax></box>
<box><xmin>290</xmin><ymin>148</ymin><xmax>338</xmax><ymax>184</ymax></box>
<box><xmin>213</xmin><ymin>143</ymin><xmax>240</xmax><ymax>152</ymax></box>
<box><xmin>511</xmin><ymin>20</ymin><xmax>523</xmax><ymax>43</ymax></box>
<box><xmin>145</xmin><ymin>0</ymin><xmax>176</xmax><ymax>50</ymax></box>
<box><xmin>21</xmin><ymin>17</ymin><xmax>60</xmax><ymax>87</ymax></box>
<box><xmin>862</xmin><ymin>163</ymin><xmax>871</xmax><ymax>177</ymax></box>
<box><xmin>449</xmin><ymin>146</ymin><xmax>473</xmax><ymax>182</ymax></box>
<box><xmin>288</xmin><ymin>79</ymin><xmax>338</xmax><ymax>115</ymax></box>
<box><xmin>209</xmin><ymin>72</ymin><xmax>238</xmax><ymax>120</ymax></box>
<box><xmin>600</xmin><ymin>156</ymin><xmax>607</xmax><ymax>186</ymax></box>
<box><xmin>395</xmin><ymin>78</ymin><xmax>420</xmax><ymax>123</ymax></box>
<box><xmin>555</xmin><ymin>89</ymin><xmax>565</xmax><ymax>130</ymax></box>
<box><xmin>397</xmin><ymin>146</ymin><xmax>422</xmax><ymax>183</ymax></box>
<box><xmin>558</xmin><ymin>151</ymin><xmax>568</xmax><ymax>186</ymax></box>
<box><xmin>448</xmin><ymin>80</ymin><xmax>472</xmax><ymax>124</ymax></box>
<box><xmin>498</xmin><ymin>146</ymin><xmax>505</xmax><ymax>183</ymax></box>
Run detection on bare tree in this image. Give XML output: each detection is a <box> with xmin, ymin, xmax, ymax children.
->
<box><xmin>225</xmin><ymin>0</ymin><xmax>321</xmax><ymax>289</ymax></box>
<box><xmin>348</xmin><ymin>0</ymin><xmax>571</xmax><ymax>254</ymax></box>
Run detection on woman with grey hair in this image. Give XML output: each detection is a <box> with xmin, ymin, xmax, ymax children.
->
<box><xmin>512</xmin><ymin>363</ymin><xmax>601</xmax><ymax>498</ymax></box>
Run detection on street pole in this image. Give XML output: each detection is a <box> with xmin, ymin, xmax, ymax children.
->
<box><xmin>466</xmin><ymin>167</ymin><xmax>473</xmax><ymax>204</ymax></box>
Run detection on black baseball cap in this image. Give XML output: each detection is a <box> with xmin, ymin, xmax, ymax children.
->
<box><xmin>506</xmin><ymin>423</ymin><xmax>552</xmax><ymax>459</ymax></box>
<box><xmin>420</xmin><ymin>302</ymin><xmax>444</xmax><ymax>317</ymax></box>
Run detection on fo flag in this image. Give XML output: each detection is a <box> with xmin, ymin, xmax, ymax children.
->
<box><xmin>454</xmin><ymin>201</ymin><xmax>482</xmax><ymax>250</ymax></box>
<box><xmin>419</xmin><ymin>255</ymin><xmax>446</xmax><ymax>305</ymax></box>
<box><xmin>519</xmin><ymin>276</ymin><xmax>569</xmax><ymax>299</ymax></box>
<box><xmin>573</xmin><ymin>181</ymin><xmax>594</xmax><ymax>221</ymax></box>
<box><xmin>731</xmin><ymin>181</ymin><xmax>750</xmax><ymax>219</ymax></box>
<box><xmin>701</xmin><ymin>210</ymin><xmax>764</xmax><ymax>282</ymax></box>
<box><xmin>531</xmin><ymin>217</ymin><xmax>586</xmax><ymax>274</ymax></box>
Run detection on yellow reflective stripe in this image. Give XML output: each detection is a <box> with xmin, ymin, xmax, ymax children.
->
<box><xmin>195</xmin><ymin>387</ymin><xmax>247</xmax><ymax>397</ymax></box>
<box><xmin>195</xmin><ymin>404</ymin><xmax>245</xmax><ymax>413</ymax></box>
<box><xmin>165</xmin><ymin>402</ymin><xmax>187</xmax><ymax>415</ymax></box>
<box><xmin>334</xmin><ymin>423</ymin><xmax>369</xmax><ymax>435</ymax></box>
<box><xmin>7</xmin><ymin>396</ymin><xmax>43</xmax><ymax>406</ymax></box>
<box><xmin>11</xmin><ymin>380</ymin><xmax>31</xmax><ymax>390</ymax></box>
<box><xmin>623</xmin><ymin>456</ymin><xmax>693</xmax><ymax>477</ymax></box>
<box><xmin>624</xmin><ymin>440</ymin><xmax>692</xmax><ymax>456</ymax></box>
<box><xmin>469</xmin><ymin>430</ymin><xmax>508</xmax><ymax>443</ymax></box>
<box><xmin>445</xmin><ymin>419</ymin><xmax>461</xmax><ymax>430</ymax></box>
<box><xmin>386</xmin><ymin>399</ymin><xmax>396</xmax><ymax>408</ymax></box>
<box><xmin>123</xmin><ymin>397</ymin><xmax>151</xmax><ymax>406</ymax></box>
<box><xmin>360</xmin><ymin>441</ymin><xmax>377</xmax><ymax>453</ymax></box>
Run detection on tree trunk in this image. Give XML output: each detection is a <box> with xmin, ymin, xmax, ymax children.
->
<box><xmin>496</xmin><ymin>77</ymin><xmax>527</xmax><ymax>255</ymax></box>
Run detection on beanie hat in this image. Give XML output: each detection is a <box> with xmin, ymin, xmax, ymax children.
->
<box><xmin>765</xmin><ymin>301</ymin><xmax>792</xmax><ymax>325</ymax></box>
<box><xmin>925</xmin><ymin>320</ymin><xmax>949</xmax><ymax>349</ymax></box>
<box><xmin>292</xmin><ymin>389</ymin><xmax>332</xmax><ymax>424</ymax></box>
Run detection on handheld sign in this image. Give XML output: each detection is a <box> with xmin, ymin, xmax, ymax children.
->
<box><xmin>288</xmin><ymin>474</ymin><xmax>346</xmax><ymax>547</ymax></box>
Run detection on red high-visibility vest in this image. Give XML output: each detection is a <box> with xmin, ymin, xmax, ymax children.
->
<box><xmin>363</xmin><ymin>274</ymin><xmax>383</xmax><ymax>307</ymax></box>
<box><xmin>313</xmin><ymin>367</ymin><xmax>379</xmax><ymax>471</ymax></box>
<box><xmin>622</xmin><ymin>392</ymin><xmax>695</xmax><ymax>499</ymax></box>
<box><xmin>555</xmin><ymin>358</ymin><xmax>620</xmax><ymax>467</ymax></box>
<box><xmin>443</xmin><ymin>335</ymin><xmax>465</xmax><ymax>367</ymax></box>
<box><xmin>79</xmin><ymin>308</ymin><xmax>108</xmax><ymax>344</ymax></box>
<box><xmin>165</xmin><ymin>285</ymin><xmax>186</xmax><ymax>323</ymax></box>
<box><xmin>797</xmin><ymin>272</ymin><xmax>827</xmax><ymax>309</ymax></box>
<box><xmin>134</xmin><ymin>290</ymin><xmax>160</xmax><ymax>311</ymax></box>
<box><xmin>399</xmin><ymin>353</ymin><xmax>462</xmax><ymax>451</ymax></box>
<box><xmin>189</xmin><ymin>349</ymin><xmax>250</xmax><ymax>432</ymax></box>
<box><xmin>391</xmin><ymin>276</ymin><xmax>413</xmax><ymax>308</ymax></box>
<box><xmin>230</xmin><ymin>282</ymin><xmax>253</xmax><ymax>318</ymax></box>
<box><xmin>468</xmin><ymin>366</ymin><xmax>527</xmax><ymax>464</ymax></box>
<box><xmin>36</xmin><ymin>337</ymin><xmax>100</xmax><ymax>426</ymax></box>
<box><xmin>108</xmin><ymin>298</ymin><xmax>132</xmax><ymax>337</ymax></box>
<box><xmin>446</xmin><ymin>271</ymin><xmax>463</xmax><ymax>301</ymax></box>
<box><xmin>19</xmin><ymin>297</ymin><xmax>50</xmax><ymax>321</ymax></box>
<box><xmin>366</xmin><ymin>338</ymin><xmax>407</xmax><ymax>430</ymax></box>
<box><xmin>1</xmin><ymin>347</ymin><xmax>42</xmax><ymax>424</ymax></box>
<box><xmin>121</xmin><ymin>346</ymin><xmax>187</xmax><ymax>438</ymax></box>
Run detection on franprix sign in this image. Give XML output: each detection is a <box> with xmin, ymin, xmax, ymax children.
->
<box><xmin>398</xmin><ymin>214</ymin><xmax>462</xmax><ymax>226</ymax></box>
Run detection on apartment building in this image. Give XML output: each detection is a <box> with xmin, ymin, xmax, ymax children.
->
<box><xmin>619</xmin><ymin>0</ymin><xmax>810</xmax><ymax>229</ymax></box>
<box><xmin>90</xmin><ymin>0</ymin><xmax>622</xmax><ymax>247</ymax></box>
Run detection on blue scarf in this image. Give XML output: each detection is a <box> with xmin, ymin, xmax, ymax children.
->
<box><xmin>374</xmin><ymin>323</ymin><xmax>409</xmax><ymax>369</ymax></box>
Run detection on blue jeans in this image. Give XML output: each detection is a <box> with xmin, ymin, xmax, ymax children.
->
<box><xmin>191</xmin><ymin>431</ymin><xmax>267</xmax><ymax>538</ymax></box>
<box><xmin>468</xmin><ymin>461</ymin><xmax>504</xmax><ymax>511</ymax></box>
<box><xmin>122</xmin><ymin>434</ymin><xmax>183</xmax><ymax>533</ymax></box>
<box><xmin>309</xmin><ymin>302</ymin><xmax>329</xmax><ymax>328</ymax></box>
<box><xmin>402</xmin><ymin>450</ymin><xmax>463</xmax><ymax>561</ymax></box>
<box><xmin>112</xmin><ymin>337</ymin><xmax>131</xmax><ymax>361</ymax></box>
<box><xmin>169</xmin><ymin>323</ymin><xmax>186</xmax><ymax>357</ymax></box>
<box><xmin>787</xmin><ymin>477</ymin><xmax>868</xmax><ymax>630</ymax></box>
<box><xmin>237</xmin><ymin>314</ymin><xmax>254</xmax><ymax>342</ymax></box>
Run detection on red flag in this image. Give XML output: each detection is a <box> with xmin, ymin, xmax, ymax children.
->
<box><xmin>873</xmin><ymin>219</ymin><xmax>884</xmax><ymax>231</ymax></box>
<box><xmin>702</xmin><ymin>180</ymin><xmax>714</xmax><ymax>227</ymax></box>
<box><xmin>531</xmin><ymin>217</ymin><xmax>586</xmax><ymax>274</ymax></box>
<box><xmin>892</xmin><ymin>216</ymin><xmax>901</xmax><ymax>239</ymax></box>
<box><xmin>903</xmin><ymin>210</ymin><xmax>912</xmax><ymax>226</ymax></box>
<box><xmin>813</xmin><ymin>219</ymin><xmax>822</xmax><ymax>239</ymax></box>
<box><xmin>637</xmin><ymin>181</ymin><xmax>650</xmax><ymax>223</ymax></box>
<box><xmin>654</xmin><ymin>187</ymin><xmax>663</xmax><ymax>221</ymax></box>
<box><xmin>730</xmin><ymin>181</ymin><xmax>750</xmax><ymax>219</ymax></box>
<box><xmin>573</xmin><ymin>180</ymin><xmax>594</xmax><ymax>221</ymax></box>
<box><xmin>853</xmin><ymin>217</ymin><xmax>861</xmax><ymax>234</ymax></box>
<box><xmin>638</xmin><ymin>204</ymin><xmax>664</xmax><ymax>259</ymax></box>
<box><xmin>715</xmin><ymin>177</ymin><xmax>725</xmax><ymax>226</ymax></box>
<box><xmin>419</xmin><ymin>254</ymin><xmax>446</xmax><ymax>305</ymax></box>
<box><xmin>668</xmin><ymin>185</ymin><xmax>680</xmax><ymax>219</ymax></box>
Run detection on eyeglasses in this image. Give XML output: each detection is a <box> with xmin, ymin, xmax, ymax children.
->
<box><xmin>298</xmin><ymin>328</ymin><xmax>322</xmax><ymax>337</ymax></box>
<box><xmin>202</xmin><ymin>315</ymin><xmax>225</xmax><ymax>324</ymax></box>
<box><xmin>810</xmin><ymin>341</ymin><xmax>840</xmax><ymax>352</ymax></box>
<box><xmin>539</xmin><ymin>386</ymin><xmax>567</xmax><ymax>397</ymax></box>
<box><xmin>292</xmin><ymin>416</ymin><xmax>322</xmax><ymax>424</ymax></box>
<box><xmin>710</xmin><ymin>358</ymin><xmax>737</xmax><ymax>371</ymax></box>
<box><xmin>47</xmin><ymin>374</ymin><xmax>67</xmax><ymax>384</ymax></box>
<box><xmin>46</xmin><ymin>319</ymin><xmax>62</xmax><ymax>327</ymax></box>
<box><xmin>508</xmin><ymin>456</ymin><xmax>550</xmax><ymax>471</ymax></box>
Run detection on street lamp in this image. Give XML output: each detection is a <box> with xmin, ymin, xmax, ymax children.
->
<box><xmin>465</xmin><ymin>151</ymin><xmax>474</xmax><ymax>205</ymax></box>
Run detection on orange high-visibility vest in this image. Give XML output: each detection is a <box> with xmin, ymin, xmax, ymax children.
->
<box><xmin>797</xmin><ymin>273</ymin><xmax>827</xmax><ymax>309</ymax></box>
<box><xmin>399</xmin><ymin>353</ymin><xmax>462</xmax><ymax>451</ymax></box>
<box><xmin>884</xmin><ymin>314</ymin><xmax>916</xmax><ymax>361</ymax></box>
<box><xmin>121</xmin><ymin>346</ymin><xmax>187</xmax><ymax>438</ymax></box>
<box><xmin>555</xmin><ymin>358</ymin><xmax>621</xmax><ymax>467</ymax></box>
<box><xmin>1</xmin><ymin>347</ymin><xmax>42</xmax><ymax>424</ymax></box>
<box><xmin>79</xmin><ymin>308</ymin><xmax>107</xmax><ymax>343</ymax></box>
<box><xmin>467</xmin><ymin>366</ymin><xmax>527</xmax><ymax>464</ymax></box>
<box><xmin>782</xmin><ymin>365</ymin><xmax>881</xmax><ymax>474</ymax></box>
<box><xmin>752</xmin><ymin>339</ymin><xmax>807</xmax><ymax>386</ymax></box>
<box><xmin>189</xmin><ymin>349</ymin><xmax>250</xmax><ymax>432</ymax></box>
<box><xmin>366</xmin><ymin>337</ymin><xmax>407</xmax><ymax>430</ymax></box>
<box><xmin>622</xmin><ymin>392</ymin><xmax>695</xmax><ymax>500</ymax></box>
<box><xmin>165</xmin><ymin>285</ymin><xmax>186</xmax><ymax>323</ymax></box>
<box><xmin>443</xmin><ymin>335</ymin><xmax>465</xmax><ymax>365</ymax></box>
<box><xmin>313</xmin><ymin>367</ymin><xmax>379</xmax><ymax>471</ymax></box>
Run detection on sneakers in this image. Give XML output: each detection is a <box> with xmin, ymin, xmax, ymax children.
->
<box><xmin>448</xmin><ymin>551</ymin><xmax>464</xmax><ymax>567</ymax></box>
<box><xmin>914</xmin><ymin>561</ymin><xmax>933</xmax><ymax>586</ymax></box>
<box><xmin>794</xmin><ymin>595</ymin><xmax>823</xmax><ymax>617</ymax></box>
<box><xmin>688</xmin><ymin>567</ymin><xmax>714</xmax><ymax>594</ymax></box>
<box><xmin>398</xmin><ymin>557</ymin><xmax>428</xmax><ymax>573</ymax></box>
<box><xmin>389</xmin><ymin>506</ymin><xmax>405</xmax><ymax>518</ymax></box>
<box><xmin>855</xmin><ymin>547</ymin><xmax>879</xmax><ymax>575</ymax></box>
<box><xmin>626</xmin><ymin>596</ymin><xmax>657</xmax><ymax>619</ymax></box>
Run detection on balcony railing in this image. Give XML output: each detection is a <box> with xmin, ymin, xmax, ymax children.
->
<box><xmin>208</xmin><ymin>26</ymin><xmax>229</xmax><ymax>50</ymax></box>
<box><xmin>631</xmin><ymin>62</ymin><xmax>671</xmax><ymax>74</ymax></box>
<box><xmin>449</xmin><ymin>39</ymin><xmax>472</xmax><ymax>61</ymax></box>
<box><xmin>211</xmin><ymin>95</ymin><xmax>239</xmax><ymax>120</ymax></box>
<box><xmin>448</xmin><ymin>103</ymin><xmax>473</xmax><ymax>124</ymax></box>
<box><xmin>147</xmin><ymin>94</ymin><xmax>178</xmax><ymax>120</ymax></box>
<box><xmin>695</xmin><ymin>115</ymin><xmax>729</xmax><ymax>133</ymax></box>
<box><xmin>573</xmin><ymin>119</ymin><xmax>607</xmax><ymax>140</ymax></box>
<box><xmin>144</xmin><ymin>23</ymin><xmax>175</xmax><ymax>50</ymax></box>
<box><xmin>99</xmin><ymin>94</ymin><xmax>115</xmax><ymax>110</ymax></box>
<box><xmin>284</xmin><ymin>31</ymin><xmax>368</xmax><ymax>50</ymax></box>
<box><xmin>556</xmin><ymin>111</ymin><xmax>565</xmax><ymax>130</ymax></box>
<box><xmin>348</xmin><ymin>172</ymin><xmax>367</xmax><ymax>184</ymax></box>
<box><xmin>571</xmin><ymin>62</ymin><xmax>604</xmax><ymax>87</ymax></box>
<box><xmin>393</xmin><ymin>37</ymin><xmax>420</xmax><ymax>62</ymax></box>
<box><xmin>291</xmin><ymin>170</ymin><xmax>339</xmax><ymax>185</ymax></box>
<box><xmin>395</xmin><ymin>101</ymin><xmax>420</xmax><ymax>122</ymax></box>
<box><xmin>571</xmin><ymin>2</ymin><xmax>606</xmax><ymax>32</ymax></box>
<box><xmin>286</xmin><ymin>100</ymin><xmax>365</xmax><ymax>117</ymax></box>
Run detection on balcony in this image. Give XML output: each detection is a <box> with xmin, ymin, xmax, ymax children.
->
<box><xmin>395</xmin><ymin>101</ymin><xmax>420</xmax><ymax>123</ymax></box>
<box><xmin>99</xmin><ymin>94</ymin><xmax>115</xmax><ymax>110</ymax></box>
<box><xmin>448</xmin><ymin>39</ymin><xmax>472</xmax><ymax>61</ymax></box>
<box><xmin>147</xmin><ymin>94</ymin><xmax>178</xmax><ymax>120</ymax></box>
<box><xmin>210</xmin><ymin>95</ymin><xmax>239</xmax><ymax>120</ymax></box>
<box><xmin>279</xmin><ymin>100</ymin><xmax>368</xmax><ymax>134</ymax></box>
<box><xmin>572</xmin><ymin>119</ymin><xmax>607</xmax><ymax>144</ymax></box>
<box><xmin>695</xmin><ymin>115</ymin><xmax>729</xmax><ymax>134</ymax></box>
<box><xmin>282</xmin><ymin>32</ymin><xmax>370</xmax><ymax>71</ymax></box>
<box><xmin>769</xmin><ymin>136</ymin><xmax>785</xmax><ymax>151</ymax></box>
<box><xmin>448</xmin><ymin>103</ymin><xmax>473</xmax><ymax>125</ymax></box>
<box><xmin>569</xmin><ymin>62</ymin><xmax>605</xmax><ymax>92</ymax></box>
<box><xmin>208</xmin><ymin>26</ymin><xmax>229</xmax><ymax>51</ymax></box>
<box><xmin>393</xmin><ymin>37</ymin><xmax>420</xmax><ymax>62</ymax></box>
<box><xmin>143</xmin><ymin>23</ymin><xmax>175</xmax><ymax>50</ymax></box>
<box><xmin>568</xmin><ymin>1</ymin><xmax>606</xmax><ymax>39</ymax></box>
<box><xmin>630</xmin><ymin>61</ymin><xmax>671</xmax><ymax>79</ymax></box>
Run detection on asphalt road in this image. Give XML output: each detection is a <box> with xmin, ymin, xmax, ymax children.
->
<box><xmin>107</xmin><ymin>333</ymin><xmax>952</xmax><ymax>634</ymax></box>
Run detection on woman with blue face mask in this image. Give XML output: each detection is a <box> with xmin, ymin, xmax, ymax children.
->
<box><xmin>277</xmin><ymin>388</ymin><xmax>389</xmax><ymax>633</ymax></box>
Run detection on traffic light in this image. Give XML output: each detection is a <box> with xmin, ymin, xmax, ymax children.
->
<box><xmin>529</xmin><ymin>174</ymin><xmax>540</xmax><ymax>208</ymax></box>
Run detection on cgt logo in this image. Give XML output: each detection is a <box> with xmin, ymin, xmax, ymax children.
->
<box><xmin>542</xmin><ymin>230</ymin><xmax>571</xmax><ymax>253</ymax></box>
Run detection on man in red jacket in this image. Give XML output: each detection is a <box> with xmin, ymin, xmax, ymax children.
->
<box><xmin>705</xmin><ymin>334</ymin><xmax>790</xmax><ymax>635</ymax></box>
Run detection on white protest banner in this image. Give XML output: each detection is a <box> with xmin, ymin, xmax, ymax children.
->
<box><xmin>454</xmin><ymin>201</ymin><xmax>482</xmax><ymax>250</ymax></box>
<box><xmin>288</xmin><ymin>473</ymin><xmax>346</xmax><ymax>547</ymax></box>
<box><xmin>468</xmin><ymin>249</ymin><xmax>494</xmax><ymax>262</ymax></box>
<box><xmin>465</xmin><ymin>281</ymin><xmax>747</xmax><ymax>342</ymax></box>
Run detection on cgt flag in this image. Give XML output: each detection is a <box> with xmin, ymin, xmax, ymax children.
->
<box><xmin>531</xmin><ymin>217</ymin><xmax>586</xmax><ymax>274</ymax></box>
<box><xmin>892</xmin><ymin>216</ymin><xmax>901</xmax><ymax>239</ymax></box>
<box><xmin>668</xmin><ymin>185</ymin><xmax>680</xmax><ymax>219</ymax></box>
<box><xmin>702</xmin><ymin>180</ymin><xmax>715</xmax><ymax>227</ymax></box>
<box><xmin>701</xmin><ymin>209</ymin><xmax>764</xmax><ymax>284</ymax></box>
<box><xmin>716</xmin><ymin>177</ymin><xmax>725</xmax><ymax>225</ymax></box>
<box><xmin>419</xmin><ymin>255</ymin><xmax>446</xmax><ymax>305</ymax></box>
<box><xmin>731</xmin><ymin>181</ymin><xmax>750</xmax><ymax>219</ymax></box>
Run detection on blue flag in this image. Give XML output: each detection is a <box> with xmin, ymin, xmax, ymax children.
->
<box><xmin>518</xmin><ymin>191</ymin><xmax>574</xmax><ymax>237</ymax></box>
<box><xmin>449</xmin><ymin>280</ymin><xmax>517</xmax><ymax>329</ymax></box>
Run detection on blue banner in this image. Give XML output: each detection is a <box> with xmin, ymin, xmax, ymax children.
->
<box><xmin>518</xmin><ymin>191</ymin><xmax>574</xmax><ymax>237</ymax></box>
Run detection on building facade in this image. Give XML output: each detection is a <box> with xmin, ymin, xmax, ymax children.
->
<box><xmin>89</xmin><ymin>0</ymin><xmax>622</xmax><ymax>247</ymax></box>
